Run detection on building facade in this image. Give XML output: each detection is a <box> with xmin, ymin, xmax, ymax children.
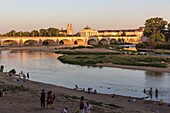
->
<box><xmin>79</xmin><ymin>26</ymin><xmax>99</xmax><ymax>37</ymax></box>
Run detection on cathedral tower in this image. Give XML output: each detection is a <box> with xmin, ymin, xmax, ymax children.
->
<box><xmin>67</xmin><ymin>23</ymin><xmax>73</xmax><ymax>35</ymax></box>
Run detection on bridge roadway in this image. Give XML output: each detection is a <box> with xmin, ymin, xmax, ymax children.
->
<box><xmin>0</xmin><ymin>36</ymin><xmax>140</xmax><ymax>46</ymax></box>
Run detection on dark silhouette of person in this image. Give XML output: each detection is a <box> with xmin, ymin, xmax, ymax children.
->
<box><xmin>143</xmin><ymin>88</ymin><xmax>146</xmax><ymax>94</ymax></box>
<box><xmin>40</xmin><ymin>89</ymin><xmax>46</xmax><ymax>109</ymax></box>
<box><xmin>149</xmin><ymin>88</ymin><xmax>153</xmax><ymax>99</ymax></box>
<box><xmin>27</xmin><ymin>72</ymin><xmax>29</xmax><ymax>80</ymax></box>
<box><xmin>46</xmin><ymin>91</ymin><xmax>54</xmax><ymax>109</ymax></box>
<box><xmin>155</xmin><ymin>88</ymin><xmax>158</xmax><ymax>99</ymax></box>
<box><xmin>80</xmin><ymin>96</ymin><xmax>85</xmax><ymax>113</ymax></box>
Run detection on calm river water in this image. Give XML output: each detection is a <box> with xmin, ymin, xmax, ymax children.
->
<box><xmin>0</xmin><ymin>50</ymin><xmax>170</xmax><ymax>103</ymax></box>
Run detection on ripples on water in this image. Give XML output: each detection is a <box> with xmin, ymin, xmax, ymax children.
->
<box><xmin>0</xmin><ymin>50</ymin><xmax>170</xmax><ymax>103</ymax></box>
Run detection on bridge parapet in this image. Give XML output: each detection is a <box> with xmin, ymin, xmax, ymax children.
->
<box><xmin>0</xmin><ymin>36</ymin><xmax>140</xmax><ymax>47</ymax></box>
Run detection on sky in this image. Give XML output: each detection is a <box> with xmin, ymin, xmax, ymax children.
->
<box><xmin>0</xmin><ymin>0</ymin><xmax>170</xmax><ymax>34</ymax></box>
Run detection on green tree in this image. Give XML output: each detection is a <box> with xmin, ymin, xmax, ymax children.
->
<box><xmin>144</xmin><ymin>17</ymin><xmax>168</xmax><ymax>46</ymax></box>
<box><xmin>47</xmin><ymin>28</ymin><xmax>59</xmax><ymax>37</ymax></box>
<box><xmin>22</xmin><ymin>32</ymin><xmax>31</xmax><ymax>37</ymax></box>
<box><xmin>166</xmin><ymin>23</ymin><xmax>170</xmax><ymax>41</ymax></box>
<box><xmin>10</xmin><ymin>30</ymin><xmax>16</xmax><ymax>37</ymax></box>
<box><xmin>15</xmin><ymin>32</ymin><xmax>23</xmax><ymax>37</ymax></box>
<box><xmin>31</xmin><ymin>30</ymin><xmax>39</xmax><ymax>37</ymax></box>
<box><xmin>39</xmin><ymin>29</ymin><xmax>47</xmax><ymax>37</ymax></box>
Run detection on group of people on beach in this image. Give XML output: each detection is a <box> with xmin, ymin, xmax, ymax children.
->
<box><xmin>75</xmin><ymin>85</ymin><xmax>97</xmax><ymax>94</ymax></box>
<box><xmin>40</xmin><ymin>89</ymin><xmax>55</xmax><ymax>109</ymax></box>
<box><xmin>40</xmin><ymin>89</ymin><xmax>93</xmax><ymax>113</ymax></box>
<box><xmin>17</xmin><ymin>71</ymin><xmax>30</xmax><ymax>82</ymax></box>
<box><xmin>143</xmin><ymin>87</ymin><xmax>159</xmax><ymax>99</ymax></box>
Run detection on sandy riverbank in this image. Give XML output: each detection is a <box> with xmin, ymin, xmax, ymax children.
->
<box><xmin>96</xmin><ymin>63</ymin><xmax>170</xmax><ymax>73</ymax></box>
<box><xmin>0</xmin><ymin>72</ymin><xmax>170</xmax><ymax>113</ymax></box>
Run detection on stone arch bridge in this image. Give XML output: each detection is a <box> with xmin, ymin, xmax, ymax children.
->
<box><xmin>0</xmin><ymin>36</ymin><xmax>139</xmax><ymax>46</ymax></box>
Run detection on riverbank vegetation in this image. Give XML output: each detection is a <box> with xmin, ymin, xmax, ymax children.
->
<box><xmin>58</xmin><ymin>54</ymin><xmax>170</xmax><ymax>68</ymax></box>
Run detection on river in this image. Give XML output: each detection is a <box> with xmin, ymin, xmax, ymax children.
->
<box><xmin>0</xmin><ymin>50</ymin><xmax>170</xmax><ymax>103</ymax></box>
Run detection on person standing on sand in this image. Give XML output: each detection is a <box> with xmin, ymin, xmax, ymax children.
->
<box><xmin>47</xmin><ymin>91</ymin><xmax>54</xmax><ymax>109</ymax></box>
<box><xmin>143</xmin><ymin>88</ymin><xmax>146</xmax><ymax>94</ymax></box>
<box><xmin>155</xmin><ymin>88</ymin><xmax>158</xmax><ymax>99</ymax></box>
<box><xmin>27</xmin><ymin>72</ymin><xmax>29</xmax><ymax>80</ymax></box>
<box><xmin>23</xmin><ymin>74</ymin><xmax>26</xmax><ymax>82</ymax></box>
<box><xmin>0</xmin><ymin>91</ymin><xmax>2</xmax><ymax>97</ymax></box>
<box><xmin>80</xmin><ymin>96</ymin><xmax>85</xmax><ymax>113</ymax></box>
<box><xmin>149</xmin><ymin>88</ymin><xmax>152</xmax><ymax>99</ymax></box>
<box><xmin>2</xmin><ymin>89</ymin><xmax>5</xmax><ymax>97</ymax></box>
<box><xmin>40</xmin><ymin>89</ymin><xmax>46</xmax><ymax>109</ymax></box>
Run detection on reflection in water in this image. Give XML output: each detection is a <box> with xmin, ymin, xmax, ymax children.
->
<box><xmin>145</xmin><ymin>71</ymin><xmax>164</xmax><ymax>77</ymax></box>
<box><xmin>1</xmin><ymin>50</ymin><xmax>170</xmax><ymax>103</ymax></box>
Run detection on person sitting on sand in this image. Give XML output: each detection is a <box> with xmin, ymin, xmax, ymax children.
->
<box><xmin>23</xmin><ymin>74</ymin><xmax>26</xmax><ymax>82</ymax></box>
<box><xmin>62</xmin><ymin>107</ymin><xmax>68</xmax><ymax>113</ymax></box>
<box><xmin>93</xmin><ymin>89</ymin><xmax>97</xmax><ymax>94</ymax></box>
<box><xmin>87</xmin><ymin>88</ymin><xmax>92</xmax><ymax>93</ymax></box>
<box><xmin>85</xmin><ymin>102</ymin><xmax>93</xmax><ymax>113</ymax></box>
<box><xmin>112</xmin><ymin>93</ymin><xmax>115</xmax><ymax>98</ymax></box>
<box><xmin>159</xmin><ymin>99</ymin><xmax>163</xmax><ymax>106</ymax></box>
<box><xmin>75</xmin><ymin>85</ymin><xmax>78</xmax><ymax>90</ymax></box>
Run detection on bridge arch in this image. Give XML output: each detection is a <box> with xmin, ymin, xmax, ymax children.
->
<box><xmin>42</xmin><ymin>39</ymin><xmax>56</xmax><ymax>46</ymax></box>
<box><xmin>98</xmin><ymin>39</ymin><xmax>108</xmax><ymax>45</ymax></box>
<box><xmin>23</xmin><ymin>40</ymin><xmax>39</xmax><ymax>46</ymax></box>
<box><xmin>74</xmin><ymin>39</ymin><xmax>84</xmax><ymax>45</ymax></box>
<box><xmin>110</xmin><ymin>39</ymin><xmax>117</xmax><ymax>44</ymax></box>
<box><xmin>59</xmin><ymin>39</ymin><xmax>71</xmax><ymax>45</ymax></box>
<box><xmin>2</xmin><ymin>40</ymin><xmax>19</xmax><ymax>46</ymax></box>
<box><xmin>88</xmin><ymin>39</ymin><xmax>98</xmax><ymax>45</ymax></box>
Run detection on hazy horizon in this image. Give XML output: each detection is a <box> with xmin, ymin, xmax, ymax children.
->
<box><xmin>0</xmin><ymin>0</ymin><xmax>170</xmax><ymax>34</ymax></box>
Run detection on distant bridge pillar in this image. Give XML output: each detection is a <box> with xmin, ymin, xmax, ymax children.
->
<box><xmin>72</xmin><ymin>38</ymin><xmax>74</xmax><ymax>45</ymax></box>
<box><xmin>39</xmin><ymin>39</ymin><xmax>43</xmax><ymax>45</ymax></box>
<box><xmin>19</xmin><ymin>39</ymin><xmax>23</xmax><ymax>46</ymax></box>
<box><xmin>56</xmin><ymin>39</ymin><xmax>59</xmax><ymax>45</ymax></box>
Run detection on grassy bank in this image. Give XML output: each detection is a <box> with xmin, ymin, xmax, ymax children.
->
<box><xmin>58</xmin><ymin>54</ymin><xmax>170</xmax><ymax>68</ymax></box>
